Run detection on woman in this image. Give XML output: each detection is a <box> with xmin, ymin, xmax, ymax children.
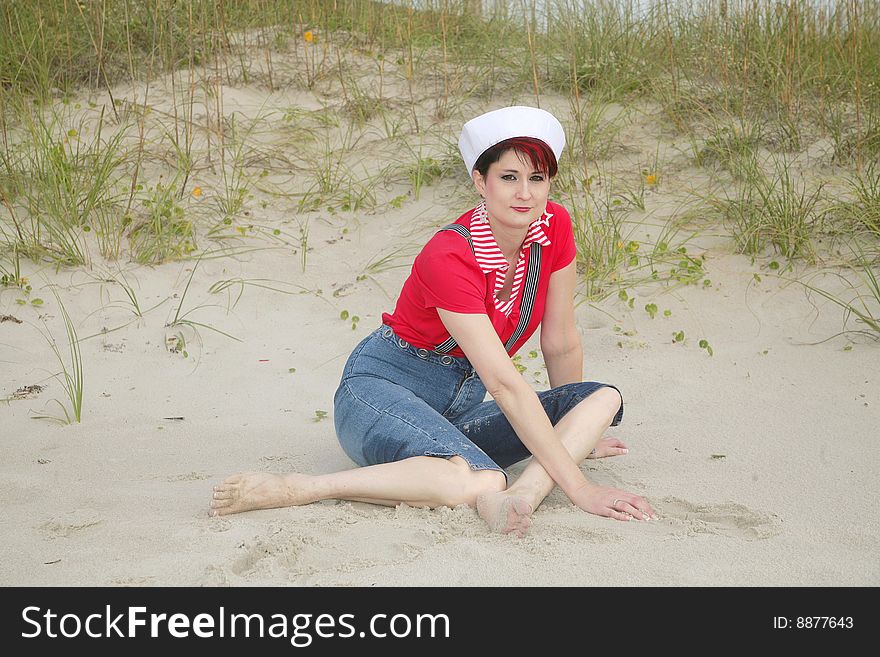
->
<box><xmin>210</xmin><ymin>106</ymin><xmax>654</xmax><ymax>536</ymax></box>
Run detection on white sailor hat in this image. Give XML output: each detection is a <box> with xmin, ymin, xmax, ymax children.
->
<box><xmin>458</xmin><ymin>105</ymin><xmax>566</xmax><ymax>176</ymax></box>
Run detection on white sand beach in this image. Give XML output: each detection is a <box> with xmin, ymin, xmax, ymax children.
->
<box><xmin>1</xmin><ymin>22</ymin><xmax>878</xmax><ymax>587</ymax></box>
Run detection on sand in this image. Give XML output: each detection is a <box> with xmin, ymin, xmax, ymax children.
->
<box><xmin>1</xmin><ymin>35</ymin><xmax>878</xmax><ymax>587</ymax></box>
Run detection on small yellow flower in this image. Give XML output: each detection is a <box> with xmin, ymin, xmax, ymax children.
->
<box><xmin>192</xmin><ymin>187</ymin><xmax>202</xmax><ymax>198</ymax></box>
<box><xmin>645</xmin><ymin>174</ymin><xmax>657</xmax><ymax>185</ymax></box>
<box><xmin>616</xmin><ymin>240</ymin><xmax>624</xmax><ymax>250</ymax></box>
<box><xmin>304</xmin><ymin>30</ymin><xmax>314</xmax><ymax>43</ymax></box>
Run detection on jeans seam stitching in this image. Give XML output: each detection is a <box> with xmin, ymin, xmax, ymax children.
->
<box><xmin>442</xmin><ymin>371</ymin><xmax>478</xmax><ymax>417</ymax></box>
<box><xmin>341</xmin><ymin>380</ymin><xmax>449</xmax><ymax>445</ymax></box>
<box><xmin>338</xmin><ymin>382</ymin><xmax>502</xmax><ymax>466</ymax></box>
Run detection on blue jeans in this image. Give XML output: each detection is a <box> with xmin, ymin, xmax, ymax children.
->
<box><xmin>333</xmin><ymin>325</ymin><xmax>623</xmax><ymax>479</ymax></box>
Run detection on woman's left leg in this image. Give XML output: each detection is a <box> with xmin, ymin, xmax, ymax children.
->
<box><xmin>452</xmin><ymin>383</ymin><xmax>626</xmax><ymax>529</ymax></box>
<box><xmin>494</xmin><ymin>386</ymin><xmax>623</xmax><ymax>511</ymax></box>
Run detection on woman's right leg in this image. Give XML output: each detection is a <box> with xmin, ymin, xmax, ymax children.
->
<box><xmin>209</xmin><ymin>454</ymin><xmax>506</xmax><ymax>515</ymax></box>
<box><xmin>210</xmin><ymin>369</ymin><xmax>530</xmax><ymax>532</ymax></box>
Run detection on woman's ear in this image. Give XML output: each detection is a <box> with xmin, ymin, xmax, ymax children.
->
<box><xmin>471</xmin><ymin>169</ymin><xmax>486</xmax><ymax>198</ymax></box>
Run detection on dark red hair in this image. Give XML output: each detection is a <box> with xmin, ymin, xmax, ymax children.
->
<box><xmin>472</xmin><ymin>137</ymin><xmax>558</xmax><ymax>178</ymax></box>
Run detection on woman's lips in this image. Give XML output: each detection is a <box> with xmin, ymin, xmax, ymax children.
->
<box><xmin>512</xmin><ymin>207</ymin><xmax>531</xmax><ymax>213</ymax></box>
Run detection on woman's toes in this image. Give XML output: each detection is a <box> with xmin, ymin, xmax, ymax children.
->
<box><xmin>513</xmin><ymin>518</ymin><xmax>530</xmax><ymax>538</ymax></box>
<box><xmin>511</xmin><ymin>498</ymin><xmax>533</xmax><ymax>515</ymax></box>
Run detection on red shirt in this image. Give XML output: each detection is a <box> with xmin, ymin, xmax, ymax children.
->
<box><xmin>382</xmin><ymin>200</ymin><xmax>576</xmax><ymax>358</ymax></box>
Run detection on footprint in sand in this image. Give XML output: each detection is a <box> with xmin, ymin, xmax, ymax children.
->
<box><xmin>38</xmin><ymin>509</ymin><xmax>103</xmax><ymax>538</ymax></box>
<box><xmin>228</xmin><ymin>513</ymin><xmax>433</xmax><ymax>581</ymax></box>
<box><xmin>658</xmin><ymin>496</ymin><xmax>781</xmax><ymax>540</ymax></box>
<box><xmin>300</xmin><ymin>521</ymin><xmax>432</xmax><ymax>572</ymax></box>
<box><xmin>230</xmin><ymin>535</ymin><xmax>305</xmax><ymax>578</ymax></box>
<box><xmin>166</xmin><ymin>471</ymin><xmax>210</xmax><ymax>482</ymax></box>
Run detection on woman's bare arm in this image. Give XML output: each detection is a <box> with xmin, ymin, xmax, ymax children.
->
<box><xmin>539</xmin><ymin>260</ymin><xmax>582</xmax><ymax>387</ymax></box>
<box><xmin>437</xmin><ymin>308</ymin><xmax>589</xmax><ymax>500</ymax></box>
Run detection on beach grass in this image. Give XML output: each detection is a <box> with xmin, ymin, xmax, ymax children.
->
<box><xmin>166</xmin><ymin>256</ymin><xmax>242</xmax><ymax>349</ymax></box>
<box><xmin>1</xmin><ymin>0</ymin><xmax>879</xmax><ymax>341</ymax></box>
<box><xmin>836</xmin><ymin>161</ymin><xmax>880</xmax><ymax>243</ymax></box>
<box><xmin>710</xmin><ymin>155</ymin><xmax>825</xmax><ymax>261</ymax></box>
<box><xmin>1</xmin><ymin>103</ymin><xmax>128</xmax><ymax>265</ymax></box>
<box><xmin>30</xmin><ymin>287</ymin><xmax>84</xmax><ymax>424</ymax></box>
<box><xmin>793</xmin><ymin>242</ymin><xmax>880</xmax><ymax>339</ymax></box>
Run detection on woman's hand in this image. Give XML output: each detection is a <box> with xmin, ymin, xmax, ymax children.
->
<box><xmin>587</xmin><ymin>434</ymin><xmax>629</xmax><ymax>459</ymax></box>
<box><xmin>569</xmin><ymin>483</ymin><xmax>655</xmax><ymax>521</ymax></box>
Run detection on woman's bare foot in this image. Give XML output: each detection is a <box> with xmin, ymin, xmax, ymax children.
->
<box><xmin>476</xmin><ymin>492</ymin><xmax>533</xmax><ymax>538</ymax></box>
<box><xmin>209</xmin><ymin>472</ymin><xmax>316</xmax><ymax>516</ymax></box>
<box><xmin>587</xmin><ymin>435</ymin><xmax>629</xmax><ymax>459</ymax></box>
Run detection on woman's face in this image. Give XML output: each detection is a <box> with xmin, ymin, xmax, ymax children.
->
<box><xmin>472</xmin><ymin>149</ymin><xmax>551</xmax><ymax>232</ymax></box>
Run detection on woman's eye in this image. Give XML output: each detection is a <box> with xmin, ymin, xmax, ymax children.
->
<box><xmin>530</xmin><ymin>175</ymin><xmax>545</xmax><ymax>182</ymax></box>
<box><xmin>501</xmin><ymin>174</ymin><xmax>516</xmax><ymax>181</ymax></box>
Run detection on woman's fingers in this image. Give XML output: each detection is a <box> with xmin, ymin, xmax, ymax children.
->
<box><xmin>609</xmin><ymin>495</ymin><xmax>655</xmax><ymax>521</ymax></box>
<box><xmin>587</xmin><ymin>435</ymin><xmax>630</xmax><ymax>459</ymax></box>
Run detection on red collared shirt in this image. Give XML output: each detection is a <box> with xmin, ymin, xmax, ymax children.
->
<box><xmin>382</xmin><ymin>199</ymin><xmax>576</xmax><ymax>358</ymax></box>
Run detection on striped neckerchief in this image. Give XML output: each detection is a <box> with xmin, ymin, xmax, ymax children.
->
<box><xmin>468</xmin><ymin>200</ymin><xmax>552</xmax><ymax>316</ymax></box>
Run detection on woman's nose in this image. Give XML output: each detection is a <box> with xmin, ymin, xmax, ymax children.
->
<box><xmin>516</xmin><ymin>180</ymin><xmax>532</xmax><ymax>199</ymax></box>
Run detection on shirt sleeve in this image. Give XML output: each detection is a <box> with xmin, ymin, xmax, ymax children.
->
<box><xmin>550</xmin><ymin>203</ymin><xmax>577</xmax><ymax>272</ymax></box>
<box><xmin>414</xmin><ymin>233</ymin><xmax>487</xmax><ymax>313</ymax></box>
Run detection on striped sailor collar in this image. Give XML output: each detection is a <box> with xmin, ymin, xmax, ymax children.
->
<box><xmin>468</xmin><ymin>201</ymin><xmax>553</xmax><ymax>274</ymax></box>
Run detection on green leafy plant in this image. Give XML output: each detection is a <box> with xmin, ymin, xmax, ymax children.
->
<box><xmin>339</xmin><ymin>309</ymin><xmax>360</xmax><ymax>330</ymax></box>
<box><xmin>130</xmin><ymin>175</ymin><xmax>196</xmax><ymax>264</ymax></box>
